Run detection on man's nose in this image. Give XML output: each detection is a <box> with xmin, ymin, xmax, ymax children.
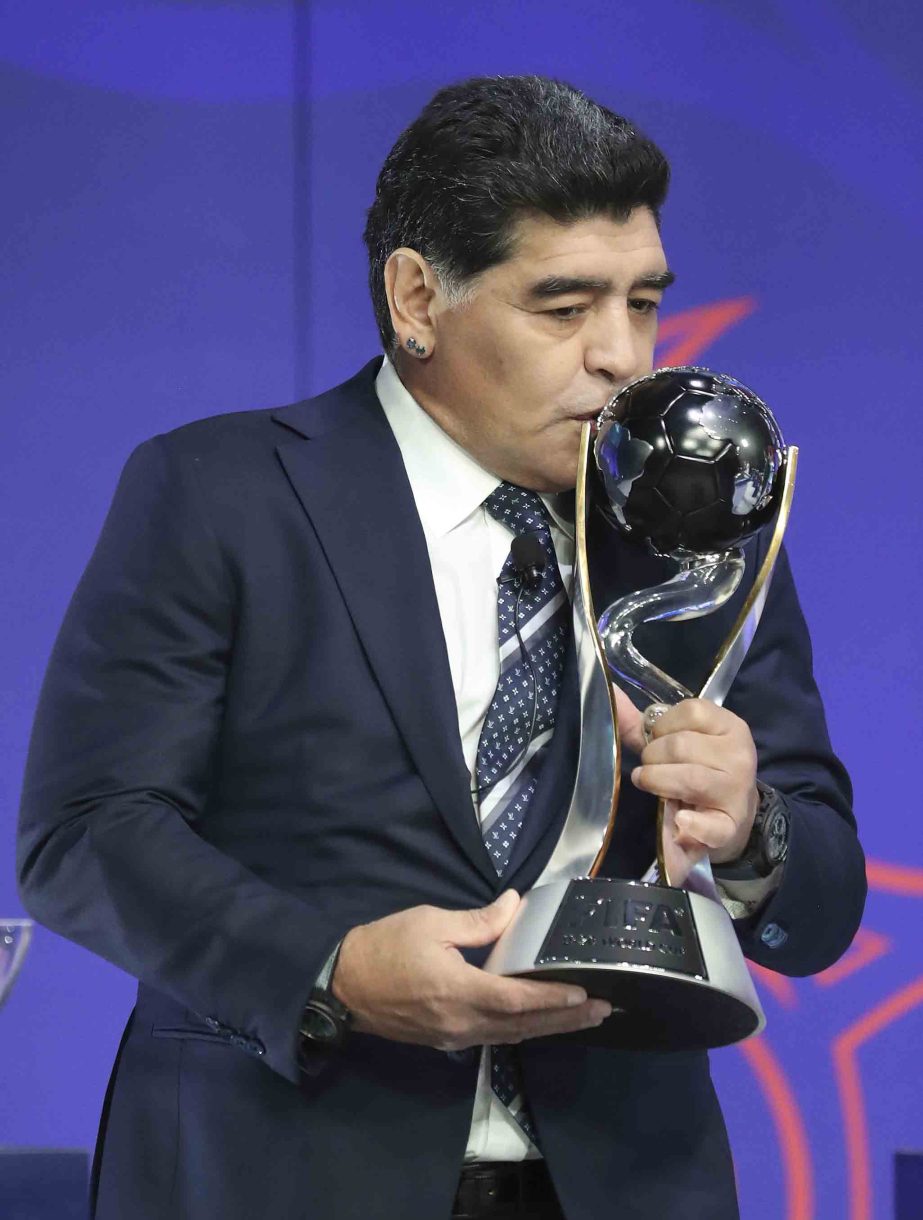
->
<box><xmin>583</xmin><ymin>305</ymin><xmax>650</xmax><ymax>386</ymax></box>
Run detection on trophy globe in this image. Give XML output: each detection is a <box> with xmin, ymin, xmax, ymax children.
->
<box><xmin>594</xmin><ymin>366</ymin><xmax>785</xmax><ymax>560</ymax></box>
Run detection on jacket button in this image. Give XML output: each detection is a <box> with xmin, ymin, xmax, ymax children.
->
<box><xmin>760</xmin><ymin>921</ymin><xmax>788</xmax><ymax>949</ymax></box>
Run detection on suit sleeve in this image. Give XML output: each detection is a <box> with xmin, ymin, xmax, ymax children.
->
<box><xmin>723</xmin><ymin>541</ymin><xmax>867</xmax><ymax>975</ymax></box>
<box><xmin>17</xmin><ymin>435</ymin><xmax>340</xmax><ymax>1085</ymax></box>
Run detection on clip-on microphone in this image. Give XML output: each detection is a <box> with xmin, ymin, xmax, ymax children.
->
<box><xmin>510</xmin><ymin>533</ymin><xmax>547</xmax><ymax>589</ymax></box>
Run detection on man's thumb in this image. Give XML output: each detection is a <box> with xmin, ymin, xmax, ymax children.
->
<box><xmin>445</xmin><ymin>890</ymin><xmax>521</xmax><ymax>948</ymax></box>
<box><xmin>612</xmin><ymin>684</ymin><xmax>647</xmax><ymax>755</ymax></box>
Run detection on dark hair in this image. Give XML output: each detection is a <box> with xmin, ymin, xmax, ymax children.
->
<box><xmin>364</xmin><ymin>75</ymin><xmax>670</xmax><ymax>352</ymax></box>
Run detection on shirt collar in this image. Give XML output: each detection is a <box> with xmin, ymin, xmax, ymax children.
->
<box><xmin>375</xmin><ymin>356</ymin><xmax>575</xmax><ymax>542</ymax></box>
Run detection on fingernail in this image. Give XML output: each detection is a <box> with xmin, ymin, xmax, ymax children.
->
<box><xmin>566</xmin><ymin>989</ymin><xmax>588</xmax><ymax>1007</ymax></box>
<box><xmin>631</xmin><ymin>767</ymin><xmax>641</xmax><ymax>784</ymax></box>
<box><xmin>590</xmin><ymin>1001</ymin><xmax>612</xmax><ymax>1023</ymax></box>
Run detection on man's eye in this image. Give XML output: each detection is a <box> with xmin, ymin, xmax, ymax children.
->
<box><xmin>629</xmin><ymin>298</ymin><xmax>660</xmax><ymax>315</ymax></box>
<box><xmin>548</xmin><ymin>305</ymin><xmax>587</xmax><ymax>320</ymax></box>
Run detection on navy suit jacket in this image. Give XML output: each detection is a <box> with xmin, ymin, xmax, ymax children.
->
<box><xmin>18</xmin><ymin>359</ymin><xmax>866</xmax><ymax>1219</ymax></box>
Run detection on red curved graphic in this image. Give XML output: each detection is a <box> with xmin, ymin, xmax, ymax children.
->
<box><xmin>749</xmin><ymin>959</ymin><xmax>798</xmax><ymax>1008</ymax></box>
<box><xmin>814</xmin><ymin>928</ymin><xmax>890</xmax><ymax>989</ymax></box>
<box><xmin>739</xmin><ymin>1036</ymin><xmax>814</xmax><ymax>1220</ymax></box>
<box><xmin>832</xmin><ymin>975</ymin><xmax>923</xmax><ymax>1220</ymax></box>
<box><xmin>866</xmin><ymin>858</ymin><xmax>923</xmax><ymax>897</ymax></box>
<box><xmin>656</xmin><ymin>296</ymin><xmax>757</xmax><ymax>366</ymax></box>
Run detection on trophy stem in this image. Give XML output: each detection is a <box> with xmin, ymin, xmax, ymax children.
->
<box><xmin>699</xmin><ymin>447</ymin><xmax>799</xmax><ymax>707</ymax></box>
<box><xmin>597</xmin><ymin>551</ymin><xmax>746</xmax><ymax>707</ymax></box>
<box><xmin>534</xmin><ymin>423</ymin><xmax>621</xmax><ymax>888</ymax></box>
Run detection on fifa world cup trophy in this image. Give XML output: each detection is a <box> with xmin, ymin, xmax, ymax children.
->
<box><xmin>486</xmin><ymin>367</ymin><xmax>796</xmax><ymax>1050</ymax></box>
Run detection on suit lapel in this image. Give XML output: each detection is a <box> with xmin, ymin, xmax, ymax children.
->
<box><xmin>272</xmin><ymin>363</ymin><xmax>497</xmax><ymax>888</ymax></box>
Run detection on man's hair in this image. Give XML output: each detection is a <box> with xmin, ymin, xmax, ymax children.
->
<box><xmin>363</xmin><ymin>75</ymin><xmax>670</xmax><ymax>352</ymax></box>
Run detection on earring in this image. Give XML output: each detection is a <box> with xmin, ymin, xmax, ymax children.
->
<box><xmin>405</xmin><ymin>337</ymin><xmax>427</xmax><ymax>357</ymax></box>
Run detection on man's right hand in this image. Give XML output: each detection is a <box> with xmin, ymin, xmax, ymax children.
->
<box><xmin>332</xmin><ymin>890</ymin><xmax>611</xmax><ymax>1051</ymax></box>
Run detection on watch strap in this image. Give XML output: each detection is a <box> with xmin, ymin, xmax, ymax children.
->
<box><xmin>314</xmin><ymin>937</ymin><xmax>344</xmax><ymax>995</ymax></box>
<box><xmin>298</xmin><ymin>938</ymin><xmax>352</xmax><ymax>1059</ymax></box>
<box><xmin>714</xmin><ymin>781</ymin><xmax>790</xmax><ymax>882</ymax></box>
<box><xmin>713</xmin><ymin>783</ymin><xmax>790</xmax><ymax>921</ymax></box>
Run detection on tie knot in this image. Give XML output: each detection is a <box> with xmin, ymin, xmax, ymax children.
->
<box><xmin>484</xmin><ymin>482</ymin><xmax>550</xmax><ymax>538</ymax></box>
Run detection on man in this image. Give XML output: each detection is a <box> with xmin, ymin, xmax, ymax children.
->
<box><xmin>18</xmin><ymin>76</ymin><xmax>865</xmax><ymax>1219</ymax></box>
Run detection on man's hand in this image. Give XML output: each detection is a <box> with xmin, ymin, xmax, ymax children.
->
<box><xmin>613</xmin><ymin>689</ymin><xmax>760</xmax><ymax>880</ymax></box>
<box><xmin>332</xmin><ymin>891</ymin><xmax>611</xmax><ymax>1050</ymax></box>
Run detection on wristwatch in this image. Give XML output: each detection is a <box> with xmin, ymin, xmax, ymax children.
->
<box><xmin>298</xmin><ymin>940</ymin><xmax>352</xmax><ymax>1059</ymax></box>
<box><xmin>713</xmin><ymin>781</ymin><xmax>791</xmax><ymax>882</ymax></box>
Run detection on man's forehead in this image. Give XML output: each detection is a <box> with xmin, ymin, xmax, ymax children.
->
<box><xmin>503</xmin><ymin>209</ymin><xmax>668</xmax><ymax>281</ymax></box>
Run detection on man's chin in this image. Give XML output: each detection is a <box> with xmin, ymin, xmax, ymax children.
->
<box><xmin>518</xmin><ymin>464</ymin><xmax>580</xmax><ymax>495</ymax></box>
<box><xmin>499</xmin><ymin>438</ymin><xmax>582</xmax><ymax>493</ymax></box>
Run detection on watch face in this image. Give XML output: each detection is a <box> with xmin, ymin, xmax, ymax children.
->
<box><xmin>302</xmin><ymin>1004</ymin><xmax>339</xmax><ymax>1044</ymax></box>
<box><xmin>766</xmin><ymin>809</ymin><xmax>789</xmax><ymax>864</ymax></box>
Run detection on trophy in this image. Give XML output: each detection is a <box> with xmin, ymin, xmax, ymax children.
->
<box><xmin>485</xmin><ymin>367</ymin><xmax>796</xmax><ymax>1051</ymax></box>
<box><xmin>0</xmin><ymin>919</ymin><xmax>33</xmax><ymax>1010</ymax></box>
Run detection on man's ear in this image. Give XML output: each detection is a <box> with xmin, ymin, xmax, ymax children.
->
<box><xmin>383</xmin><ymin>248</ymin><xmax>437</xmax><ymax>358</ymax></box>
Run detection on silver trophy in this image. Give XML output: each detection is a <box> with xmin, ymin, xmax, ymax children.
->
<box><xmin>485</xmin><ymin>367</ymin><xmax>796</xmax><ymax>1051</ymax></box>
<box><xmin>1</xmin><ymin>919</ymin><xmax>33</xmax><ymax>1010</ymax></box>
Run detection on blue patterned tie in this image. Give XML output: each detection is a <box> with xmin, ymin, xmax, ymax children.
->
<box><xmin>476</xmin><ymin>483</ymin><xmax>570</xmax><ymax>1148</ymax></box>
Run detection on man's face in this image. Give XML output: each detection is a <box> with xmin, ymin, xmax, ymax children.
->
<box><xmin>412</xmin><ymin>207</ymin><xmax>672</xmax><ymax>492</ymax></box>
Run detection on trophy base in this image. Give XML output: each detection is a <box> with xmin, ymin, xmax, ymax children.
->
<box><xmin>483</xmin><ymin>878</ymin><xmax>764</xmax><ymax>1052</ymax></box>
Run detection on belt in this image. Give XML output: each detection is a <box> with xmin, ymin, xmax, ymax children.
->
<box><xmin>453</xmin><ymin>1160</ymin><xmax>561</xmax><ymax>1218</ymax></box>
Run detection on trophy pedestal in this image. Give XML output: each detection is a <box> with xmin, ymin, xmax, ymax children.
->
<box><xmin>484</xmin><ymin>878</ymin><xmax>764</xmax><ymax>1051</ymax></box>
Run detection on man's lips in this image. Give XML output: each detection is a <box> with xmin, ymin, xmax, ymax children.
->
<box><xmin>567</xmin><ymin>396</ymin><xmax>621</xmax><ymax>423</ymax></box>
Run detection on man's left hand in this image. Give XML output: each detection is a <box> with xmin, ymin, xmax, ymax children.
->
<box><xmin>614</xmin><ymin>692</ymin><xmax>759</xmax><ymax>871</ymax></box>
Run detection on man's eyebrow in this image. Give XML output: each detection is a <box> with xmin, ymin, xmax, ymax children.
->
<box><xmin>633</xmin><ymin>270</ymin><xmax>676</xmax><ymax>291</ymax></box>
<box><xmin>527</xmin><ymin>275</ymin><xmax>612</xmax><ymax>298</ymax></box>
<box><xmin>526</xmin><ymin>270</ymin><xmax>676</xmax><ymax>298</ymax></box>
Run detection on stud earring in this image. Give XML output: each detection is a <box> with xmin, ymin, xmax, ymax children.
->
<box><xmin>405</xmin><ymin>337</ymin><xmax>427</xmax><ymax>357</ymax></box>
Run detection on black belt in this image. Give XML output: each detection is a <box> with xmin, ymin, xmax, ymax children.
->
<box><xmin>453</xmin><ymin>1160</ymin><xmax>562</xmax><ymax>1218</ymax></box>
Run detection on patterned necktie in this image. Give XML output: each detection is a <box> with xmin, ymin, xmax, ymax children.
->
<box><xmin>475</xmin><ymin>483</ymin><xmax>570</xmax><ymax>1148</ymax></box>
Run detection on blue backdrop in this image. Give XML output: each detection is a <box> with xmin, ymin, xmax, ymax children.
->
<box><xmin>3</xmin><ymin>3</ymin><xmax>922</xmax><ymax>1218</ymax></box>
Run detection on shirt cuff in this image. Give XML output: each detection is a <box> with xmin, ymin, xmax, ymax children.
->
<box><xmin>716</xmin><ymin>865</ymin><xmax>784</xmax><ymax>920</ymax></box>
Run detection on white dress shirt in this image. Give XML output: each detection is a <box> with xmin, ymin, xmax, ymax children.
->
<box><xmin>376</xmin><ymin>356</ymin><xmax>575</xmax><ymax>1163</ymax></box>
